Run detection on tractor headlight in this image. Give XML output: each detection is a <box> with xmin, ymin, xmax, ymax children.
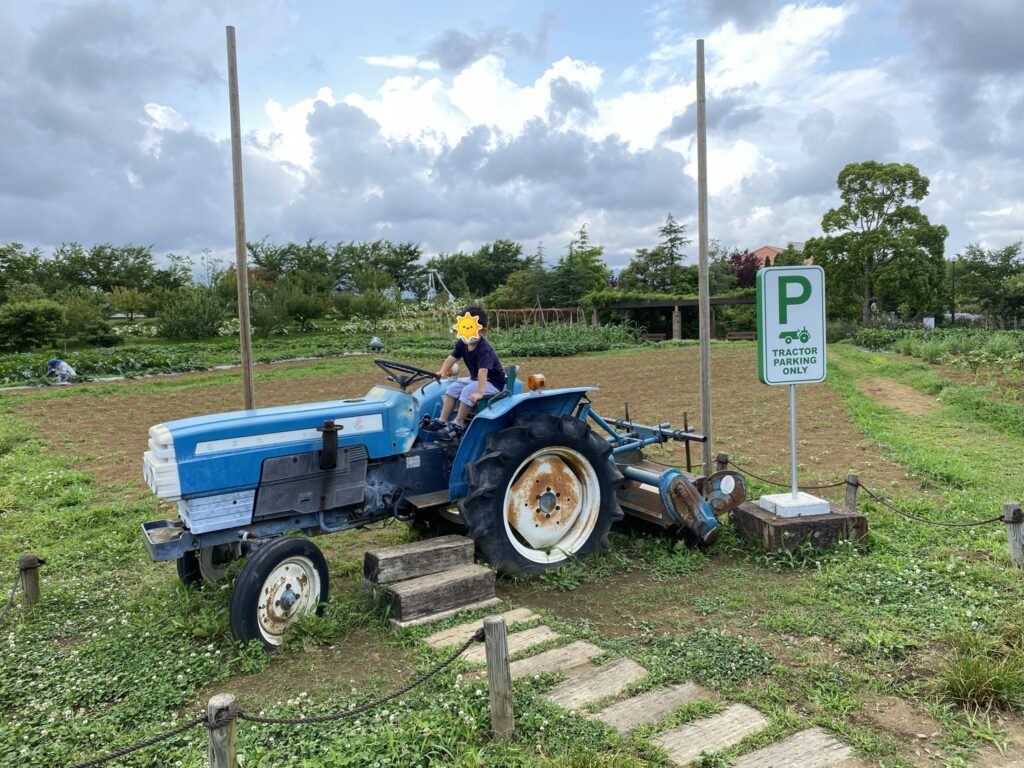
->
<box><xmin>528</xmin><ymin>374</ymin><xmax>546</xmax><ymax>391</ymax></box>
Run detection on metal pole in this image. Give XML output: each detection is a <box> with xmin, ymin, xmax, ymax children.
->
<box><xmin>789</xmin><ymin>383</ymin><xmax>798</xmax><ymax>499</ymax></box>
<box><xmin>696</xmin><ymin>39</ymin><xmax>712</xmax><ymax>476</ymax></box>
<box><xmin>226</xmin><ymin>26</ymin><xmax>256</xmax><ymax>410</ymax></box>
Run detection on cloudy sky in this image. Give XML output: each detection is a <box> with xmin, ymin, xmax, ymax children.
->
<box><xmin>2</xmin><ymin>0</ymin><xmax>1021</xmax><ymax>270</ymax></box>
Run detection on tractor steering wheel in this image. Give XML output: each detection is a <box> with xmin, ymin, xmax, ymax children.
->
<box><xmin>374</xmin><ymin>359</ymin><xmax>440</xmax><ymax>391</ymax></box>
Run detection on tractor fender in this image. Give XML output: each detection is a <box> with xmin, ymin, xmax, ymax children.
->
<box><xmin>448</xmin><ymin>387</ymin><xmax>597</xmax><ymax>499</ymax></box>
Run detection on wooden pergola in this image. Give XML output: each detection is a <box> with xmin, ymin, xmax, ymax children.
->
<box><xmin>603</xmin><ymin>295</ymin><xmax>756</xmax><ymax>339</ymax></box>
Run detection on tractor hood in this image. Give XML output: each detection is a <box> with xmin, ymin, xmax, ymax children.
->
<box><xmin>143</xmin><ymin>386</ymin><xmax>417</xmax><ymax>501</ymax></box>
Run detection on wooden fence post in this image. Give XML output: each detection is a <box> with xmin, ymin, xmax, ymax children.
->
<box><xmin>207</xmin><ymin>693</ymin><xmax>238</xmax><ymax>768</ymax></box>
<box><xmin>1004</xmin><ymin>502</ymin><xmax>1023</xmax><ymax>568</ymax></box>
<box><xmin>845</xmin><ymin>474</ymin><xmax>859</xmax><ymax>512</ymax></box>
<box><xmin>484</xmin><ymin>615</ymin><xmax>514</xmax><ymax>737</ymax></box>
<box><xmin>18</xmin><ymin>554</ymin><xmax>42</xmax><ymax>606</ymax></box>
<box><xmin>715</xmin><ymin>452</ymin><xmax>729</xmax><ymax>473</ymax></box>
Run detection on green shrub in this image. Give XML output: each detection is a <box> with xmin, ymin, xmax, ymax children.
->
<box><xmin>936</xmin><ymin>646</ymin><xmax>1024</xmax><ymax>709</ymax></box>
<box><xmin>156</xmin><ymin>287</ymin><xmax>226</xmax><ymax>340</ymax></box>
<box><xmin>278</xmin><ymin>283</ymin><xmax>329</xmax><ymax>331</ymax></box>
<box><xmin>250</xmin><ymin>293</ymin><xmax>289</xmax><ymax>337</ymax></box>
<box><xmin>0</xmin><ymin>300</ymin><xmax>65</xmax><ymax>351</ymax></box>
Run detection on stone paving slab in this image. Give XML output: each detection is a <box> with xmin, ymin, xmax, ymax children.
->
<box><xmin>423</xmin><ymin>607</ymin><xmax>539</xmax><ymax>648</ymax></box>
<box><xmin>654</xmin><ymin>703</ymin><xmax>769</xmax><ymax>766</ymax></box>
<box><xmin>731</xmin><ymin>727</ymin><xmax>854</xmax><ymax>768</ymax></box>
<box><xmin>593</xmin><ymin>682</ymin><xmax>715</xmax><ymax>735</ymax></box>
<box><xmin>544</xmin><ymin>657</ymin><xmax>647</xmax><ymax>710</ymax></box>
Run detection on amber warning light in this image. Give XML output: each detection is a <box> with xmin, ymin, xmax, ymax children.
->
<box><xmin>527</xmin><ymin>374</ymin><xmax>546</xmax><ymax>391</ymax></box>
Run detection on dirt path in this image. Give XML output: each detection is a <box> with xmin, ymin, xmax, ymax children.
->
<box><xmin>859</xmin><ymin>378</ymin><xmax>939</xmax><ymax>416</ymax></box>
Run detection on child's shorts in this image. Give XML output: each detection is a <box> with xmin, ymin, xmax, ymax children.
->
<box><xmin>446</xmin><ymin>377</ymin><xmax>500</xmax><ymax>406</ymax></box>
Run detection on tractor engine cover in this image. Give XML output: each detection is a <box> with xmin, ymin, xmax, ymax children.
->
<box><xmin>253</xmin><ymin>445</ymin><xmax>368</xmax><ymax>521</ymax></box>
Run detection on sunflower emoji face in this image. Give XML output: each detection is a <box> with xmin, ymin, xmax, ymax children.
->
<box><xmin>453</xmin><ymin>312</ymin><xmax>483</xmax><ymax>343</ymax></box>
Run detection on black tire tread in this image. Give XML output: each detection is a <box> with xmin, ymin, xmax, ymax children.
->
<box><xmin>229</xmin><ymin>536</ymin><xmax>329</xmax><ymax>651</ymax></box>
<box><xmin>459</xmin><ymin>414</ymin><xmax>624</xmax><ymax>576</ymax></box>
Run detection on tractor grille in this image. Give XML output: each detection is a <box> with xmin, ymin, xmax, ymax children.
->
<box><xmin>253</xmin><ymin>445</ymin><xmax>368</xmax><ymax>521</ymax></box>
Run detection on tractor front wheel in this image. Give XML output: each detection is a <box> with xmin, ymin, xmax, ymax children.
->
<box><xmin>459</xmin><ymin>414</ymin><xmax>623</xmax><ymax>576</ymax></box>
<box><xmin>229</xmin><ymin>537</ymin><xmax>329</xmax><ymax>650</ymax></box>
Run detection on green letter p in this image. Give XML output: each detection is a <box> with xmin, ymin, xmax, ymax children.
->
<box><xmin>778</xmin><ymin>276</ymin><xmax>811</xmax><ymax>324</ymax></box>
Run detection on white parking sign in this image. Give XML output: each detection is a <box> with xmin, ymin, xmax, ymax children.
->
<box><xmin>757</xmin><ymin>266</ymin><xmax>826</xmax><ymax>385</ymax></box>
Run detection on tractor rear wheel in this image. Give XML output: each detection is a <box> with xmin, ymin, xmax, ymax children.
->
<box><xmin>229</xmin><ymin>536</ymin><xmax>329</xmax><ymax>650</ymax></box>
<box><xmin>175</xmin><ymin>551</ymin><xmax>202</xmax><ymax>587</ymax></box>
<box><xmin>459</xmin><ymin>414</ymin><xmax>623</xmax><ymax>576</ymax></box>
<box><xmin>176</xmin><ymin>546</ymin><xmax>236</xmax><ymax>587</ymax></box>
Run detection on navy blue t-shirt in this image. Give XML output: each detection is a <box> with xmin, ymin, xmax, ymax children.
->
<box><xmin>452</xmin><ymin>337</ymin><xmax>506</xmax><ymax>389</ymax></box>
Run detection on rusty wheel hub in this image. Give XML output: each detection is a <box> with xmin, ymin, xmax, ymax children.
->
<box><xmin>256</xmin><ymin>557</ymin><xmax>320</xmax><ymax>646</ymax></box>
<box><xmin>504</xmin><ymin>446</ymin><xmax>600</xmax><ymax>563</ymax></box>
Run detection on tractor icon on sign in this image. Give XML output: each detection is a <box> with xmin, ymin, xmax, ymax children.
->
<box><xmin>779</xmin><ymin>327</ymin><xmax>811</xmax><ymax>344</ymax></box>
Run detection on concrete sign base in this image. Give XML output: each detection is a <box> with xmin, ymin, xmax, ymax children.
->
<box><xmin>758</xmin><ymin>492</ymin><xmax>830</xmax><ymax>518</ymax></box>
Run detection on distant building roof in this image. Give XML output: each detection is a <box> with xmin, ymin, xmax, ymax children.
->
<box><xmin>750</xmin><ymin>245</ymin><xmax>783</xmax><ymax>267</ymax></box>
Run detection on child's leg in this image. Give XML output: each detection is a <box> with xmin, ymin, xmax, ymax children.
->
<box><xmin>440</xmin><ymin>378</ymin><xmax>471</xmax><ymax>421</ymax></box>
<box><xmin>439</xmin><ymin>394</ymin><xmax>457</xmax><ymax>421</ymax></box>
<box><xmin>453</xmin><ymin>381</ymin><xmax>499</xmax><ymax>425</ymax></box>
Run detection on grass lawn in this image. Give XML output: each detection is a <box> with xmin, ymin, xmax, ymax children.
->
<box><xmin>0</xmin><ymin>343</ymin><xmax>1022</xmax><ymax>766</ymax></box>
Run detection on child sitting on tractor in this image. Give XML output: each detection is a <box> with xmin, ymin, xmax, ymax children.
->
<box><xmin>427</xmin><ymin>306</ymin><xmax>507</xmax><ymax>441</ymax></box>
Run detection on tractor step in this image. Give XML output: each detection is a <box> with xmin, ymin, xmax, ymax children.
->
<box><xmin>405</xmin><ymin>489</ymin><xmax>452</xmax><ymax>510</ymax></box>
<box><xmin>383</xmin><ymin>563</ymin><xmax>499</xmax><ymax>627</ymax></box>
<box><xmin>363</xmin><ymin>534</ymin><xmax>474</xmax><ymax>585</ymax></box>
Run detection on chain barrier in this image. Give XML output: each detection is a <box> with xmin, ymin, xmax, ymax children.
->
<box><xmin>64</xmin><ymin>627</ymin><xmax>485</xmax><ymax>768</ymax></box>
<box><xmin>0</xmin><ymin>568</ymin><xmax>22</xmax><ymax>627</ymax></box>
<box><xmin>727</xmin><ymin>460</ymin><xmax>846</xmax><ymax>490</ymax></box>
<box><xmin>859</xmin><ymin>485</ymin><xmax>1004</xmax><ymax>529</ymax></box>
<box><xmin>727</xmin><ymin>460</ymin><xmax>1004</xmax><ymax>529</ymax></box>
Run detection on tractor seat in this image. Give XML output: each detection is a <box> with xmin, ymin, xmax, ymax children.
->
<box><xmin>474</xmin><ymin>364</ymin><xmax>519</xmax><ymax>413</ymax></box>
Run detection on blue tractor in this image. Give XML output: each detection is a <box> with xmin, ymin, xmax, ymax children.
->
<box><xmin>142</xmin><ymin>359</ymin><xmax>746</xmax><ymax>648</ymax></box>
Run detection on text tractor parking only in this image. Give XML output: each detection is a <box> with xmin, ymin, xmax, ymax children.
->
<box><xmin>757</xmin><ymin>266</ymin><xmax>827</xmax><ymax>385</ymax></box>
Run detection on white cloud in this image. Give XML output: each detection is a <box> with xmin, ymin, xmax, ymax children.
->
<box><xmin>364</xmin><ymin>55</ymin><xmax>440</xmax><ymax>71</ymax></box>
<box><xmin>255</xmin><ymin>86</ymin><xmax>337</xmax><ymax>170</ymax></box>
<box><xmin>140</xmin><ymin>103</ymin><xmax>188</xmax><ymax>157</ymax></box>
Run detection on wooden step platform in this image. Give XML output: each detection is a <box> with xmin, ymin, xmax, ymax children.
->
<box><xmin>424</xmin><ymin>608</ymin><xmax>539</xmax><ymax>648</ymax></box>
<box><xmin>654</xmin><ymin>703</ymin><xmax>769</xmax><ymax>766</ymax></box>
<box><xmin>544</xmin><ymin>657</ymin><xmax>647</xmax><ymax>709</ymax></box>
<box><xmin>731</xmin><ymin>727</ymin><xmax>854</xmax><ymax>768</ymax></box>
<box><xmin>509</xmin><ymin>640</ymin><xmax>603</xmax><ymax>680</ymax></box>
<box><xmin>384</xmin><ymin>563</ymin><xmax>497</xmax><ymax>626</ymax></box>
<box><xmin>364</xmin><ymin>534</ymin><xmax>473</xmax><ymax>585</ymax></box>
<box><xmin>592</xmin><ymin>682</ymin><xmax>715</xmax><ymax>735</ymax></box>
<box><xmin>462</xmin><ymin>625</ymin><xmax>560</xmax><ymax>665</ymax></box>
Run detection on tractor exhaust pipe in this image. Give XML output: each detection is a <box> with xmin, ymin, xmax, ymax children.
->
<box><xmin>317</xmin><ymin>420</ymin><xmax>341</xmax><ymax>470</ymax></box>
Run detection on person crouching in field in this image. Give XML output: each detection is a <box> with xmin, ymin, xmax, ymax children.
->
<box><xmin>46</xmin><ymin>358</ymin><xmax>76</xmax><ymax>384</ymax></box>
<box><xmin>427</xmin><ymin>306</ymin><xmax>506</xmax><ymax>441</ymax></box>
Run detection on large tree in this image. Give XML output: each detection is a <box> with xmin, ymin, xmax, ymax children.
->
<box><xmin>954</xmin><ymin>242</ymin><xmax>1024</xmax><ymax>324</ymax></box>
<box><xmin>617</xmin><ymin>213</ymin><xmax>693</xmax><ymax>293</ymax></box>
<box><xmin>550</xmin><ymin>225</ymin><xmax>611</xmax><ymax>306</ymax></box>
<box><xmin>804</xmin><ymin>161</ymin><xmax>948</xmax><ymax>322</ymax></box>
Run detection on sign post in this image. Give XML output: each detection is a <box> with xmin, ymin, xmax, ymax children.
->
<box><xmin>756</xmin><ymin>266</ymin><xmax>828</xmax><ymax>516</ymax></box>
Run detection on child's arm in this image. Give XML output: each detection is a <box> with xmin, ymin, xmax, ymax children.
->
<box><xmin>468</xmin><ymin>368</ymin><xmax>489</xmax><ymax>403</ymax></box>
<box><xmin>436</xmin><ymin>355</ymin><xmax>458</xmax><ymax>379</ymax></box>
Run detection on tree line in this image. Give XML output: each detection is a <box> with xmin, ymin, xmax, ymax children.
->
<box><xmin>0</xmin><ymin>160</ymin><xmax>1021</xmax><ymax>352</ymax></box>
